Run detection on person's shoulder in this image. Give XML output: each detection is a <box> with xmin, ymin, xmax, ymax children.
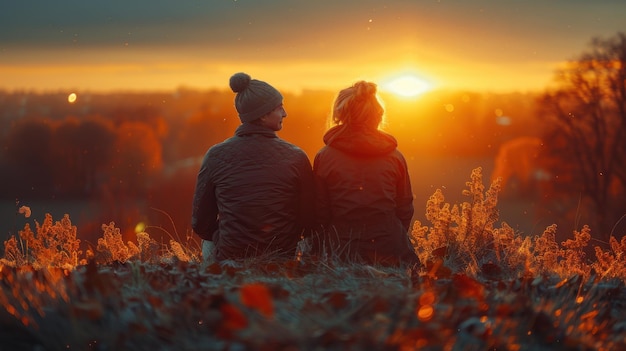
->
<box><xmin>316</xmin><ymin>144</ymin><xmax>333</xmax><ymax>153</ymax></box>
<box><xmin>313</xmin><ymin>145</ymin><xmax>331</xmax><ymax>157</ymax></box>
<box><xmin>276</xmin><ymin>138</ymin><xmax>306</xmax><ymax>153</ymax></box>
<box><xmin>204</xmin><ymin>136</ymin><xmax>237</xmax><ymax>157</ymax></box>
<box><xmin>212</xmin><ymin>135</ymin><xmax>238</xmax><ymax>148</ymax></box>
<box><xmin>273</xmin><ymin>139</ymin><xmax>312</xmax><ymax>164</ymax></box>
<box><xmin>389</xmin><ymin>148</ymin><xmax>409</xmax><ymax>163</ymax></box>
<box><xmin>313</xmin><ymin>144</ymin><xmax>340</xmax><ymax>160</ymax></box>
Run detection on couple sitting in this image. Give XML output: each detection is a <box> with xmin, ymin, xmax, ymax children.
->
<box><xmin>191</xmin><ymin>72</ymin><xmax>419</xmax><ymax>268</ymax></box>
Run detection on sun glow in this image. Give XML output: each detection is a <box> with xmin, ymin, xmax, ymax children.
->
<box><xmin>381</xmin><ymin>74</ymin><xmax>432</xmax><ymax>98</ymax></box>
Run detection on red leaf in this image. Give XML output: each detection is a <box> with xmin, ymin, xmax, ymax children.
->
<box><xmin>146</xmin><ymin>294</ymin><xmax>163</xmax><ymax>308</ymax></box>
<box><xmin>220</xmin><ymin>303</ymin><xmax>248</xmax><ymax>333</ymax></box>
<box><xmin>324</xmin><ymin>291</ymin><xmax>348</xmax><ymax>309</ymax></box>
<box><xmin>283</xmin><ymin>259</ymin><xmax>306</xmax><ymax>278</ymax></box>
<box><xmin>240</xmin><ymin>283</ymin><xmax>274</xmax><ymax>318</ymax></box>
<box><xmin>453</xmin><ymin>273</ymin><xmax>485</xmax><ymax>301</ymax></box>
<box><xmin>426</xmin><ymin>258</ymin><xmax>452</xmax><ymax>279</ymax></box>
<box><xmin>205</xmin><ymin>262</ymin><xmax>222</xmax><ymax>275</ymax></box>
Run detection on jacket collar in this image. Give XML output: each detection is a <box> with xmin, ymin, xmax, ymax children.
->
<box><xmin>235</xmin><ymin>122</ymin><xmax>277</xmax><ymax>138</ymax></box>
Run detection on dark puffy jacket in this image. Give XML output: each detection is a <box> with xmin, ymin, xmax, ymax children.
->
<box><xmin>192</xmin><ymin>123</ymin><xmax>315</xmax><ymax>261</ymax></box>
<box><xmin>313</xmin><ymin>124</ymin><xmax>418</xmax><ymax>266</ymax></box>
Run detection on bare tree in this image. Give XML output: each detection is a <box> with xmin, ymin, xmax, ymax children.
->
<box><xmin>539</xmin><ymin>32</ymin><xmax>626</xmax><ymax>242</ymax></box>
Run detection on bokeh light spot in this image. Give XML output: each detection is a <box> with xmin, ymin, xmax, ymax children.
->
<box><xmin>135</xmin><ymin>221</ymin><xmax>146</xmax><ymax>233</ymax></box>
<box><xmin>417</xmin><ymin>305</ymin><xmax>434</xmax><ymax>321</ymax></box>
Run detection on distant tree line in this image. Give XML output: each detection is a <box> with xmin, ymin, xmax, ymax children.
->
<box><xmin>0</xmin><ymin>87</ymin><xmax>539</xmax><ymax>240</ymax></box>
<box><xmin>4</xmin><ymin>29</ymin><xmax>624</xmax><ymax>245</ymax></box>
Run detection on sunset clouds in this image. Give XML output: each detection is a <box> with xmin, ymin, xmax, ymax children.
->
<box><xmin>1</xmin><ymin>0</ymin><xmax>624</xmax><ymax>93</ymax></box>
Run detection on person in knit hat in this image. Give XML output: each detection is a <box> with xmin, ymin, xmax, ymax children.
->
<box><xmin>192</xmin><ymin>72</ymin><xmax>315</xmax><ymax>263</ymax></box>
<box><xmin>312</xmin><ymin>81</ymin><xmax>421</xmax><ymax>268</ymax></box>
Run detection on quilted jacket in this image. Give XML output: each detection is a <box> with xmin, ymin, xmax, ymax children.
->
<box><xmin>192</xmin><ymin>123</ymin><xmax>315</xmax><ymax>260</ymax></box>
<box><xmin>313</xmin><ymin>124</ymin><xmax>419</xmax><ymax>266</ymax></box>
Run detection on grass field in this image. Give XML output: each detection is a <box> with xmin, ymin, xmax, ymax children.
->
<box><xmin>1</xmin><ymin>167</ymin><xmax>624</xmax><ymax>350</ymax></box>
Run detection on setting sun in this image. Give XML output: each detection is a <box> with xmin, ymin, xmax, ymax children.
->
<box><xmin>380</xmin><ymin>74</ymin><xmax>432</xmax><ymax>98</ymax></box>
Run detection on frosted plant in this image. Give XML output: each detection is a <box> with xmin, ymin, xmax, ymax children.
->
<box><xmin>411</xmin><ymin>167</ymin><xmax>536</xmax><ymax>278</ymax></box>
<box><xmin>592</xmin><ymin>236</ymin><xmax>626</xmax><ymax>279</ymax></box>
<box><xmin>136</xmin><ymin>231</ymin><xmax>159</xmax><ymax>262</ymax></box>
<box><xmin>3</xmin><ymin>213</ymin><xmax>81</xmax><ymax>269</ymax></box>
<box><xmin>559</xmin><ymin>225</ymin><xmax>592</xmax><ymax>279</ymax></box>
<box><xmin>532</xmin><ymin>224</ymin><xmax>562</xmax><ymax>276</ymax></box>
<box><xmin>18</xmin><ymin>205</ymin><xmax>31</xmax><ymax>218</ymax></box>
<box><xmin>96</xmin><ymin>222</ymin><xmax>140</xmax><ymax>264</ymax></box>
<box><xmin>169</xmin><ymin>240</ymin><xmax>191</xmax><ymax>262</ymax></box>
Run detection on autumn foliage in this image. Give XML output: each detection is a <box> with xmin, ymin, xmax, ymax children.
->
<box><xmin>1</xmin><ymin>168</ymin><xmax>625</xmax><ymax>350</ymax></box>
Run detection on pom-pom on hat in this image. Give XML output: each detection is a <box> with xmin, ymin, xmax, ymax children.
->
<box><xmin>229</xmin><ymin>72</ymin><xmax>283</xmax><ymax>123</ymax></box>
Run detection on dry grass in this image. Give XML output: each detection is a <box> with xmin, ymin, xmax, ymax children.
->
<box><xmin>1</xmin><ymin>167</ymin><xmax>625</xmax><ymax>350</ymax></box>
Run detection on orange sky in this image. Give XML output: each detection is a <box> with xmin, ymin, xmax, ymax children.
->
<box><xmin>1</xmin><ymin>1</ymin><xmax>625</xmax><ymax>94</ymax></box>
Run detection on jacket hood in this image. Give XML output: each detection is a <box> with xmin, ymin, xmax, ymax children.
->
<box><xmin>323</xmin><ymin>125</ymin><xmax>397</xmax><ymax>156</ymax></box>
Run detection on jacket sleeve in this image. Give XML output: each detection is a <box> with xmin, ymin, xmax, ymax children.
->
<box><xmin>312</xmin><ymin>152</ymin><xmax>331</xmax><ymax>229</ymax></box>
<box><xmin>191</xmin><ymin>154</ymin><xmax>219</xmax><ymax>241</ymax></box>
<box><xmin>395</xmin><ymin>153</ymin><xmax>414</xmax><ymax>233</ymax></box>
<box><xmin>296</xmin><ymin>152</ymin><xmax>317</xmax><ymax>237</ymax></box>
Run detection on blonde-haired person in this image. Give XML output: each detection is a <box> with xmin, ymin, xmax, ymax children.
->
<box><xmin>313</xmin><ymin>81</ymin><xmax>420</xmax><ymax>267</ymax></box>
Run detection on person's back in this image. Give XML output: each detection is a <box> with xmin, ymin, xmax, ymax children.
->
<box><xmin>202</xmin><ymin>124</ymin><xmax>312</xmax><ymax>259</ymax></box>
<box><xmin>315</xmin><ymin>126</ymin><xmax>411</xmax><ymax>224</ymax></box>
<box><xmin>313</xmin><ymin>81</ymin><xmax>419</xmax><ymax>267</ymax></box>
<box><xmin>192</xmin><ymin>72</ymin><xmax>314</xmax><ymax>262</ymax></box>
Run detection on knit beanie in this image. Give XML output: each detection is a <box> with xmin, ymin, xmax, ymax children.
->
<box><xmin>229</xmin><ymin>72</ymin><xmax>283</xmax><ymax>123</ymax></box>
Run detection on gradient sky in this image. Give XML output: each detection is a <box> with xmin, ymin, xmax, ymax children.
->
<box><xmin>1</xmin><ymin>0</ymin><xmax>625</xmax><ymax>94</ymax></box>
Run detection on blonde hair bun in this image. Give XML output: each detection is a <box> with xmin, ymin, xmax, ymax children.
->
<box><xmin>353</xmin><ymin>81</ymin><xmax>378</xmax><ymax>100</ymax></box>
